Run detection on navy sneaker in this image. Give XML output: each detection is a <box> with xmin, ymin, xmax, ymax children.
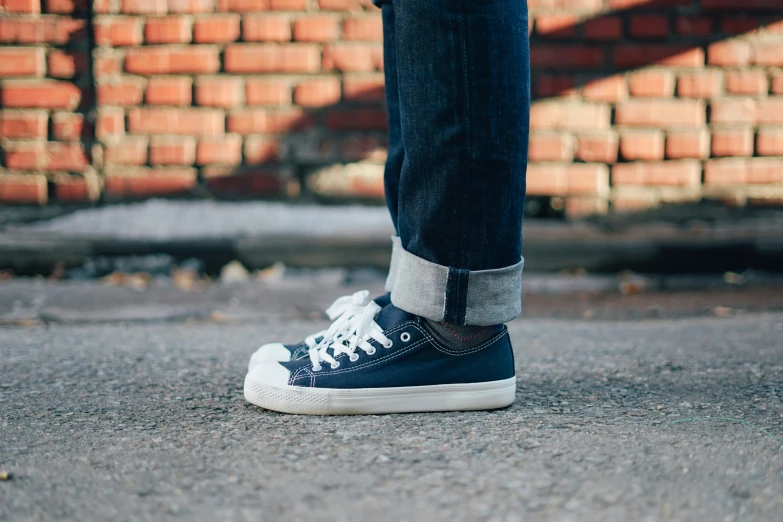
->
<box><xmin>247</xmin><ymin>290</ymin><xmax>391</xmax><ymax>370</ymax></box>
<box><xmin>243</xmin><ymin>301</ymin><xmax>516</xmax><ymax>415</ymax></box>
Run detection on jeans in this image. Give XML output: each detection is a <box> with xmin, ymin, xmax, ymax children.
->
<box><xmin>375</xmin><ymin>0</ymin><xmax>531</xmax><ymax>326</ymax></box>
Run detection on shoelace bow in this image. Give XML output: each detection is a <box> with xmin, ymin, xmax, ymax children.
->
<box><xmin>308</xmin><ymin>300</ymin><xmax>391</xmax><ymax>372</ymax></box>
<box><xmin>303</xmin><ymin>290</ymin><xmax>373</xmax><ymax>349</ymax></box>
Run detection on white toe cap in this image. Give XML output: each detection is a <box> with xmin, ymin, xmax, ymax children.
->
<box><xmin>245</xmin><ymin>361</ymin><xmax>292</xmax><ymax>388</ymax></box>
<box><xmin>248</xmin><ymin>343</ymin><xmax>292</xmax><ymax>371</ymax></box>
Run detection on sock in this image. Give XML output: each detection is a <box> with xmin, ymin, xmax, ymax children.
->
<box><xmin>423</xmin><ymin>319</ymin><xmax>504</xmax><ymax>350</ymax></box>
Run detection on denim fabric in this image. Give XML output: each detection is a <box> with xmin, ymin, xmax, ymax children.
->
<box><xmin>377</xmin><ymin>0</ymin><xmax>530</xmax><ymax>325</ymax></box>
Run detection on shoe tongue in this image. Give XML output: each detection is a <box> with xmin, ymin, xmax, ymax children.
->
<box><xmin>374</xmin><ymin>302</ymin><xmax>414</xmax><ymax>330</ymax></box>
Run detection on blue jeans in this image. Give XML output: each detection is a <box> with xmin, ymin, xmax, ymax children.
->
<box><xmin>376</xmin><ymin>0</ymin><xmax>531</xmax><ymax>326</ymax></box>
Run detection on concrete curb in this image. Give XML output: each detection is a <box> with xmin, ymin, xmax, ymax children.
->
<box><xmin>2</xmin><ymin>220</ymin><xmax>782</xmax><ymax>274</ymax></box>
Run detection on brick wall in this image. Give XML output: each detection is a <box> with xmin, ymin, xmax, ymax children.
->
<box><xmin>0</xmin><ymin>0</ymin><xmax>782</xmax><ymax>217</ymax></box>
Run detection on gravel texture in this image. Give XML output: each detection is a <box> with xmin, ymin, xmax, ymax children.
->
<box><xmin>1</xmin><ymin>313</ymin><xmax>782</xmax><ymax>521</ymax></box>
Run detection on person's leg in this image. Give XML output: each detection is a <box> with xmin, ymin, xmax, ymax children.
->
<box><xmin>389</xmin><ymin>0</ymin><xmax>530</xmax><ymax>326</ymax></box>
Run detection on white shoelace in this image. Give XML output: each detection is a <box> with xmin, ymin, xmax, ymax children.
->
<box><xmin>309</xmin><ymin>300</ymin><xmax>392</xmax><ymax>372</ymax></box>
<box><xmin>303</xmin><ymin>290</ymin><xmax>375</xmax><ymax>350</ymax></box>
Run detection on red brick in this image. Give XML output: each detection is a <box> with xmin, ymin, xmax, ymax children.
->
<box><xmin>127</xmin><ymin>107</ymin><xmax>225</xmax><ymax>135</ymax></box>
<box><xmin>340</xmin><ymin>135</ymin><xmax>387</xmax><ymax>163</ymax></box>
<box><xmin>758</xmin><ymin>98</ymin><xmax>783</xmax><ymax>124</ymax></box>
<box><xmin>120</xmin><ymin>0</ymin><xmax>167</xmax><ymax>14</ymax></box>
<box><xmin>54</xmin><ymin>175</ymin><xmax>95</xmax><ymax>203</ymax></box>
<box><xmin>245</xmin><ymin>78</ymin><xmax>291</xmax><ymax>105</ymax></box>
<box><xmin>322</xmin><ymin>43</ymin><xmax>383</xmax><ymax>72</ymax></box>
<box><xmin>535</xmin><ymin>15</ymin><xmax>579</xmax><ymax>39</ymax></box>
<box><xmin>197</xmin><ymin>135</ymin><xmax>242</xmax><ymax>165</ymax></box>
<box><xmin>766</xmin><ymin>18</ymin><xmax>783</xmax><ymax>34</ymax></box>
<box><xmin>97</xmin><ymin>79</ymin><xmax>144</xmax><ymax>106</ymax></box>
<box><xmin>227</xmin><ymin>108</ymin><xmax>314</xmax><ymax>134</ymax></box>
<box><xmin>93</xmin><ymin>0</ymin><xmax>114</xmax><ymax>13</ymax></box>
<box><xmin>43</xmin><ymin>142</ymin><xmax>89</xmax><ymax>172</ymax></box>
<box><xmin>773</xmin><ymin>72</ymin><xmax>783</xmax><ymax>95</ymax></box>
<box><xmin>343</xmin><ymin>76</ymin><xmax>385</xmax><ymax>102</ymax></box>
<box><xmin>619</xmin><ymin>130</ymin><xmax>664</xmax><ymax>161</ymax></box>
<box><xmin>204</xmin><ymin>167</ymin><xmax>292</xmax><ymax>198</ymax></box>
<box><xmin>47</xmin><ymin>50</ymin><xmax>89</xmax><ymax>78</ymax></box>
<box><xmin>3</xmin><ymin>142</ymin><xmax>44</xmax><ymax>170</ymax></box>
<box><xmin>193</xmin><ymin>14</ymin><xmax>240</xmax><ymax>43</ymax></box>
<box><xmin>0</xmin><ymin>18</ymin><xmax>86</xmax><ymax>45</ymax></box>
<box><xmin>225</xmin><ymin>44</ymin><xmax>320</xmax><ymax>73</ymax></box>
<box><xmin>244</xmin><ymin>136</ymin><xmax>282</xmax><ymax>164</ymax></box>
<box><xmin>720</xmin><ymin>16</ymin><xmax>761</xmax><ymax>35</ymax></box>
<box><xmin>612</xmin><ymin>161</ymin><xmax>701</xmax><ymax>187</ymax></box>
<box><xmin>613</xmin><ymin>45</ymin><xmax>704</xmax><ymax>68</ymax></box>
<box><xmin>526</xmin><ymin>164</ymin><xmax>609</xmax><ymax>197</ymax></box>
<box><xmin>0</xmin><ymin>81</ymin><xmax>81</xmax><ymax>110</ymax></box>
<box><xmin>94</xmin><ymin>16</ymin><xmax>143</xmax><ymax>46</ymax></box>
<box><xmin>0</xmin><ymin>111</ymin><xmax>47</xmax><ymax>139</ymax></box>
<box><xmin>725</xmin><ymin>70</ymin><xmax>768</xmax><ymax>95</ymax></box>
<box><xmin>712</xmin><ymin>128</ymin><xmax>754</xmax><ymax>157</ymax></box>
<box><xmin>756</xmin><ymin>128</ymin><xmax>783</xmax><ymax>156</ymax></box>
<box><xmin>707</xmin><ymin>40</ymin><xmax>752</xmax><ymax>66</ymax></box>
<box><xmin>243</xmin><ymin>15</ymin><xmax>291</xmax><ymax>42</ymax></box>
<box><xmin>704</xmin><ymin>158</ymin><xmax>783</xmax><ymax>186</ymax></box>
<box><xmin>52</xmin><ymin>112</ymin><xmax>86</xmax><ymax>141</ymax></box>
<box><xmin>2</xmin><ymin>0</ymin><xmax>40</xmax><ymax>13</ymax></box>
<box><xmin>149</xmin><ymin>136</ymin><xmax>196</xmax><ymax>165</ymax></box>
<box><xmin>615</xmin><ymin>100</ymin><xmax>706</xmax><ymax>128</ymax></box>
<box><xmin>146</xmin><ymin>77</ymin><xmax>192</xmax><ymax>105</ymax></box>
<box><xmin>293</xmin><ymin>16</ymin><xmax>339</xmax><ymax>42</ymax></box>
<box><xmin>317</xmin><ymin>0</ymin><xmax>364</xmax><ymax>10</ymax></box>
<box><xmin>711</xmin><ymin>99</ymin><xmax>757</xmax><ymax>124</ymax></box>
<box><xmin>195</xmin><ymin>77</ymin><xmax>244</xmax><ymax>108</ymax></box>
<box><xmin>629</xmin><ymin>15</ymin><xmax>669</xmax><ymax>39</ymax></box>
<box><xmin>532</xmin><ymin>0</ymin><xmax>603</xmax><ymax>8</ymax></box>
<box><xmin>675</xmin><ymin>16</ymin><xmax>713</xmax><ymax>36</ymax></box>
<box><xmin>666</xmin><ymin>130</ymin><xmax>709</xmax><ymax>159</ymax></box>
<box><xmin>144</xmin><ymin>16</ymin><xmax>192</xmax><ymax>44</ymax></box>
<box><xmin>677</xmin><ymin>71</ymin><xmax>722</xmax><ymax>98</ymax></box>
<box><xmin>125</xmin><ymin>47</ymin><xmax>220</xmax><ymax>74</ymax></box>
<box><xmin>574</xmin><ymin>133</ymin><xmax>618</xmax><ymax>163</ymax></box>
<box><xmin>270</xmin><ymin>0</ymin><xmax>306</xmax><ymax>8</ymax></box>
<box><xmin>343</xmin><ymin>17</ymin><xmax>382</xmax><ymax>41</ymax></box>
<box><xmin>96</xmin><ymin>108</ymin><xmax>125</xmax><ymax>138</ymax></box>
<box><xmin>294</xmin><ymin>77</ymin><xmax>341</xmax><ymax>107</ymax></box>
<box><xmin>628</xmin><ymin>70</ymin><xmax>674</xmax><ymax>98</ymax></box>
<box><xmin>105</xmin><ymin>168</ymin><xmax>196</xmax><ymax>198</ymax></box>
<box><xmin>168</xmin><ymin>0</ymin><xmax>214</xmax><ymax>13</ymax></box>
<box><xmin>0</xmin><ymin>175</ymin><xmax>47</xmax><ymax>204</ymax></box>
<box><xmin>0</xmin><ymin>48</ymin><xmax>45</xmax><ymax>77</ymax></box>
<box><xmin>607</xmin><ymin>0</ymin><xmax>688</xmax><ymax>6</ymax></box>
<box><xmin>104</xmin><ymin>138</ymin><xmax>148</xmax><ymax>165</ymax></box>
<box><xmin>754</xmin><ymin>43</ymin><xmax>783</xmax><ymax>67</ymax></box>
<box><xmin>217</xmin><ymin>0</ymin><xmax>270</xmax><ymax>11</ymax></box>
<box><xmin>528</xmin><ymin>133</ymin><xmax>574</xmax><ymax>162</ymax></box>
<box><xmin>94</xmin><ymin>49</ymin><xmax>123</xmax><ymax>78</ymax></box>
<box><xmin>325</xmin><ymin>109</ymin><xmax>387</xmax><ymax>130</ymax></box>
<box><xmin>534</xmin><ymin>75</ymin><xmax>578</xmax><ymax>99</ymax></box>
<box><xmin>583</xmin><ymin>16</ymin><xmax>622</xmax><ymax>40</ymax></box>
<box><xmin>582</xmin><ymin>75</ymin><xmax>627</xmax><ymax>102</ymax></box>
<box><xmin>530</xmin><ymin>45</ymin><xmax>605</xmax><ymax>69</ymax></box>
<box><xmin>45</xmin><ymin>0</ymin><xmax>89</xmax><ymax>13</ymax></box>
<box><xmin>531</xmin><ymin>102</ymin><xmax>611</xmax><ymax>131</ymax></box>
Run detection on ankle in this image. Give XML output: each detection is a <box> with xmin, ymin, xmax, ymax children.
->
<box><xmin>422</xmin><ymin>319</ymin><xmax>503</xmax><ymax>350</ymax></box>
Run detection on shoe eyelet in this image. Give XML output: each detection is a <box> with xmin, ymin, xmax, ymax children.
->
<box><xmin>349</xmin><ymin>354</ymin><xmax>359</xmax><ymax>362</ymax></box>
<box><xmin>366</xmin><ymin>347</ymin><xmax>376</xmax><ymax>356</ymax></box>
<box><xmin>330</xmin><ymin>361</ymin><xmax>340</xmax><ymax>369</ymax></box>
<box><xmin>400</xmin><ymin>332</ymin><xmax>411</xmax><ymax>342</ymax></box>
<box><xmin>383</xmin><ymin>340</ymin><xmax>393</xmax><ymax>348</ymax></box>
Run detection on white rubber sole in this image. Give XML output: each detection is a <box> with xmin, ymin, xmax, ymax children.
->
<box><xmin>243</xmin><ymin>376</ymin><xmax>517</xmax><ymax>415</ymax></box>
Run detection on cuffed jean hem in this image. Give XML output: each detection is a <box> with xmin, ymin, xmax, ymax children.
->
<box><xmin>384</xmin><ymin>235</ymin><xmax>402</xmax><ymax>292</ymax></box>
<box><xmin>389</xmin><ymin>244</ymin><xmax>524</xmax><ymax>326</ymax></box>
